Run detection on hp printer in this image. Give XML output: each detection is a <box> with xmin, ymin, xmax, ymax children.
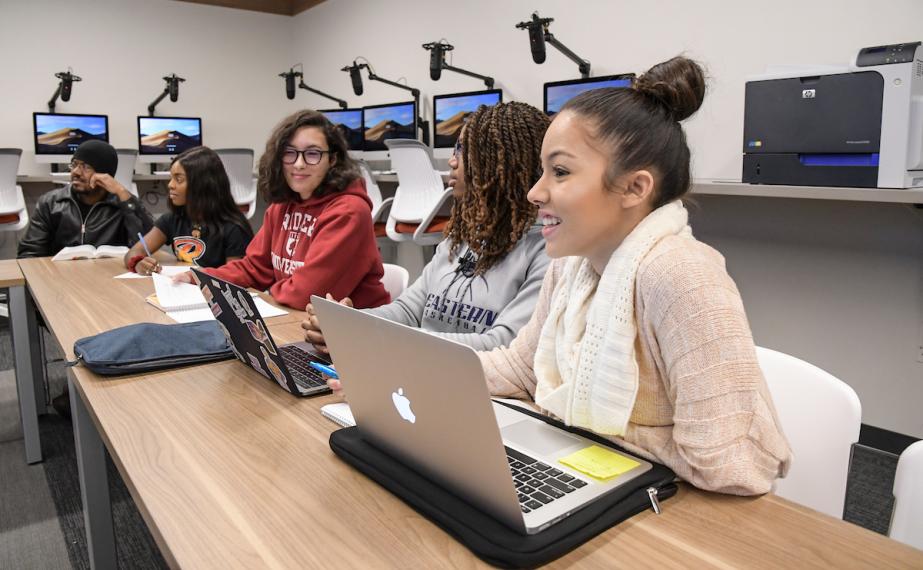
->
<box><xmin>743</xmin><ymin>41</ymin><xmax>923</xmax><ymax>188</ymax></box>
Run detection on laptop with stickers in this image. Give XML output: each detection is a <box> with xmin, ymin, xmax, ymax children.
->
<box><xmin>191</xmin><ymin>268</ymin><xmax>330</xmax><ymax>397</ymax></box>
<box><xmin>311</xmin><ymin>295</ymin><xmax>653</xmax><ymax>535</ymax></box>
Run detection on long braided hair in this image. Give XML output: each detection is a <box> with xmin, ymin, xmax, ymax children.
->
<box><xmin>443</xmin><ymin>101</ymin><xmax>550</xmax><ymax>276</ymax></box>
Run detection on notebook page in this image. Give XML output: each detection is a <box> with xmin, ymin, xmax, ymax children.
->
<box><xmin>152</xmin><ymin>272</ymin><xmax>207</xmax><ymax>311</ymax></box>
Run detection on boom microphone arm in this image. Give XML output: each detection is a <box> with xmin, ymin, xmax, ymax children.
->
<box><xmin>148</xmin><ymin>74</ymin><xmax>186</xmax><ymax>116</ymax></box>
<box><xmin>516</xmin><ymin>12</ymin><xmax>591</xmax><ymax>78</ymax></box>
<box><xmin>299</xmin><ymin>80</ymin><xmax>348</xmax><ymax>109</ymax></box>
<box><xmin>344</xmin><ymin>62</ymin><xmax>430</xmax><ymax>145</ymax></box>
<box><xmin>422</xmin><ymin>41</ymin><xmax>495</xmax><ymax>89</ymax></box>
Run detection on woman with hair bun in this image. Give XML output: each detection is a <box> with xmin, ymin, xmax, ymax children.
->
<box><xmin>480</xmin><ymin>56</ymin><xmax>793</xmax><ymax>495</ymax></box>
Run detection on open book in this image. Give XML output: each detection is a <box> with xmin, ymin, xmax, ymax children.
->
<box><xmin>52</xmin><ymin>245</ymin><xmax>129</xmax><ymax>261</ymax></box>
<box><xmin>148</xmin><ymin>272</ymin><xmax>288</xmax><ymax>323</ymax></box>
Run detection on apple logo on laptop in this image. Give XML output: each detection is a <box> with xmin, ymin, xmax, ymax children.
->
<box><xmin>392</xmin><ymin>388</ymin><xmax>416</xmax><ymax>424</ymax></box>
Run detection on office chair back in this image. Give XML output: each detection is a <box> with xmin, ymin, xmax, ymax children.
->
<box><xmin>756</xmin><ymin>346</ymin><xmax>861</xmax><ymax>519</ymax></box>
<box><xmin>0</xmin><ymin>148</ymin><xmax>28</xmax><ymax>230</ymax></box>
<box><xmin>384</xmin><ymin>139</ymin><xmax>445</xmax><ymax>222</ymax></box>
<box><xmin>357</xmin><ymin>159</ymin><xmax>384</xmax><ymax>212</ymax></box>
<box><xmin>114</xmin><ymin>149</ymin><xmax>139</xmax><ymax>197</ymax></box>
<box><xmin>381</xmin><ymin>263</ymin><xmax>410</xmax><ymax>300</ymax></box>
<box><xmin>890</xmin><ymin>440</ymin><xmax>923</xmax><ymax>550</ymax></box>
<box><xmin>216</xmin><ymin>148</ymin><xmax>257</xmax><ymax>219</ymax></box>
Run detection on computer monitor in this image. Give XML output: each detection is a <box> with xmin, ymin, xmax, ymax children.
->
<box><xmin>362</xmin><ymin>100</ymin><xmax>417</xmax><ymax>159</ymax></box>
<box><xmin>432</xmin><ymin>89</ymin><xmax>502</xmax><ymax>159</ymax></box>
<box><xmin>320</xmin><ymin>108</ymin><xmax>364</xmax><ymax>155</ymax></box>
<box><xmin>543</xmin><ymin>74</ymin><xmax>634</xmax><ymax>116</ymax></box>
<box><xmin>137</xmin><ymin>116</ymin><xmax>202</xmax><ymax>164</ymax></box>
<box><xmin>33</xmin><ymin>112</ymin><xmax>109</xmax><ymax>164</ymax></box>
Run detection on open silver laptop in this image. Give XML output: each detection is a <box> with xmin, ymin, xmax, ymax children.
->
<box><xmin>312</xmin><ymin>296</ymin><xmax>652</xmax><ymax>535</ymax></box>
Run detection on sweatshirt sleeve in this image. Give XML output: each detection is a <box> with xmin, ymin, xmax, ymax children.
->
<box><xmin>206</xmin><ymin>208</ymin><xmax>277</xmax><ymax>292</ymax></box>
<box><xmin>431</xmin><ymin>239</ymin><xmax>550</xmax><ymax>351</ymax></box>
<box><xmin>268</xmin><ymin>195</ymin><xmax>379</xmax><ymax>309</ymax></box>
<box><xmin>631</xmin><ymin>240</ymin><xmax>792</xmax><ymax>495</ymax></box>
<box><xmin>361</xmin><ymin>239</ymin><xmax>451</xmax><ymax>327</ymax></box>
<box><xmin>477</xmin><ymin>260</ymin><xmax>560</xmax><ymax>399</ymax></box>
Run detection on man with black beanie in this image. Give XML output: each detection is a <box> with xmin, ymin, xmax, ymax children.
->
<box><xmin>17</xmin><ymin>140</ymin><xmax>154</xmax><ymax>258</ymax></box>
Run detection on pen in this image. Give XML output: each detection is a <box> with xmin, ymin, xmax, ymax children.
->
<box><xmin>137</xmin><ymin>232</ymin><xmax>153</xmax><ymax>257</ymax></box>
<box><xmin>309</xmin><ymin>361</ymin><xmax>338</xmax><ymax>379</ymax></box>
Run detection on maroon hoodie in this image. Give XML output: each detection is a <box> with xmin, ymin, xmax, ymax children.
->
<box><xmin>206</xmin><ymin>179</ymin><xmax>390</xmax><ymax>310</ymax></box>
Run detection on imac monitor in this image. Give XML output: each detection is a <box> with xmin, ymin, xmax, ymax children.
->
<box><xmin>320</xmin><ymin>108</ymin><xmax>364</xmax><ymax>153</ymax></box>
<box><xmin>433</xmin><ymin>89</ymin><xmax>502</xmax><ymax>153</ymax></box>
<box><xmin>543</xmin><ymin>74</ymin><xmax>634</xmax><ymax>116</ymax></box>
<box><xmin>33</xmin><ymin>112</ymin><xmax>109</xmax><ymax>163</ymax></box>
<box><xmin>137</xmin><ymin>116</ymin><xmax>202</xmax><ymax>163</ymax></box>
<box><xmin>362</xmin><ymin>101</ymin><xmax>417</xmax><ymax>154</ymax></box>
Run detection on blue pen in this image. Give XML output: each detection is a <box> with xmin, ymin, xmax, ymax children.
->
<box><xmin>309</xmin><ymin>361</ymin><xmax>338</xmax><ymax>379</ymax></box>
<box><xmin>137</xmin><ymin>232</ymin><xmax>153</xmax><ymax>257</ymax></box>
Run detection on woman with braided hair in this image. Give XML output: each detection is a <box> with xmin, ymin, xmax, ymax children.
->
<box><xmin>304</xmin><ymin>101</ymin><xmax>551</xmax><ymax>353</ymax></box>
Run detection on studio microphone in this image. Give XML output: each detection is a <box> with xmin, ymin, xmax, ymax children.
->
<box><xmin>168</xmin><ymin>78</ymin><xmax>179</xmax><ymax>102</ymax></box>
<box><xmin>56</xmin><ymin>71</ymin><xmax>82</xmax><ymax>102</ymax></box>
<box><xmin>430</xmin><ymin>44</ymin><xmax>444</xmax><ymax>80</ymax></box>
<box><xmin>527</xmin><ymin>14</ymin><xmax>546</xmax><ymax>64</ymax></box>
<box><xmin>280</xmin><ymin>69</ymin><xmax>298</xmax><ymax>100</ymax></box>
<box><xmin>348</xmin><ymin>63</ymin><xmax>364</xmax><ymax>96</ymax></box>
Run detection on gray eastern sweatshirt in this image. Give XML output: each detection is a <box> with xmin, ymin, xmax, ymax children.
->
<box><xmin>364</xmin><ymin>226</ymin><xmax>549</xmax><ymax>350</ymax></box>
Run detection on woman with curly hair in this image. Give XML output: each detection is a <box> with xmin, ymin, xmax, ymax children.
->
<box><xmin>304</xmin><ymin>101</ymin><xmax>551</xmax><ymax>352</ymax></box>
<box><xmin>175</xmin><ymin>109</ymin><xmax>389</xmax><ymax>310</ymax></box>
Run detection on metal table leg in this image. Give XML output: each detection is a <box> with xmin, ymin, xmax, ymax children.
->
<box><xmin>9</xmin><ymin>284</ymin><xmax>44</xmax><ymax>464</ymax></box>
<box><xmin>69</xmin><ymin>374</ymin><xmax>117</xmax><ymax>569</ymax></box>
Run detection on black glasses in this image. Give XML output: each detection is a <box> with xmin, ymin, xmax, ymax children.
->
<box><xmin>453</xmin><ymin>141</ymin><xmax>464</xmax><ymax>158</ymax></box>
<box><xmin>281</xmin><ymin>148</ymin><xmax>330</xmax><ymax>165</ymax></box>
<box><xmin>69</xmin><ymin>160</ymin><xmax>94</xmax><ymax>173</ymax></box>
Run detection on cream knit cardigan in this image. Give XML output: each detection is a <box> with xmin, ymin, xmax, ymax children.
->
<box><xmin>480</xmin><ymin>232</ymin><xmax>793</xmax><ymax>496</ymax></box>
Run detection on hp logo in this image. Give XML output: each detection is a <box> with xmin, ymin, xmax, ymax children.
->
<box><xmin>802</xmin><ymin>89</ymin><xmax>816</xmax><ymax>99</ymax></box>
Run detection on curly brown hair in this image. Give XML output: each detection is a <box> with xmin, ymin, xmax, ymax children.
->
<box><xmin>258</xmin><ymin>109</ymin><xmax>360</xmax><ymax>203</ymax></box>
<box><xmin>443</xmin><ymin>101</ymin><xmax>550</xmax><ymax>276</ymax></box>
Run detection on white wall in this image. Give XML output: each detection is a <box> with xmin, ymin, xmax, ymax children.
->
<box><xmin>0</xmin><ymin>0</ymin><xmax>302</xmax><ymax>176</ymax></box>
<box><xmin>289</xmin><ymin>0</ymin><xmax>923</xmax><ymax>180</ymax></box>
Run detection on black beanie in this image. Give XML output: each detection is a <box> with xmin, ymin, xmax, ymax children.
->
<box><xmin>73</xmin><ymin>140</ymin><xmax>118</xmax><ymax>177</ymax></box>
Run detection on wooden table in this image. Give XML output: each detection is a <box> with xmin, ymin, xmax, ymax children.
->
<box><xmin>20</xmin><ymin>258</ymin><xmax>923</xmax><ymax>568</ymax></box>
<box><xmin>13</xmin><ymin>257</ymin><xmax>301</xmax><ymax>467</ymax></box>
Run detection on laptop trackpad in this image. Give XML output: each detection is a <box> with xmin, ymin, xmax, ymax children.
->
<box><xmin>502</xmin><ymin>420</ymin><xmax>584</xmax><ymax>456</ymax></box>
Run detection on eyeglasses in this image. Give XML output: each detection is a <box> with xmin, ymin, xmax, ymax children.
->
<box><xmin>69</xmin><ymin>160</ymin><xmax>94</xmax><ymax>173</ymax></box>
<box><xmin>281</xmin><ymin>148</ymin><xmax>330</xmax><ymax>166</ymax></box>
<box><xmin>453</xmin><ymin>141</ymin><xmax>464</xmax><ymax>158</ymax></box>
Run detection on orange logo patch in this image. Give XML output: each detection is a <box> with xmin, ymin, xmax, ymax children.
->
<box><xmin>174</xmin><ymin>237</ymin><xmax>206</xmax><ymax>263</ymax></box>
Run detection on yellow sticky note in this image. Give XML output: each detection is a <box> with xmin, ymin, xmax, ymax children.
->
<box><xmin>559</xmin><ymin>445</ymin><xmax>640</xmax><ymax>480</ymax></box>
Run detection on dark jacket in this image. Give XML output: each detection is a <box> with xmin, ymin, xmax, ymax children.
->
<box><xmin>17</xmin><ymin>185</ymin><xmax>155</xmax><ymax>258</ymax></box>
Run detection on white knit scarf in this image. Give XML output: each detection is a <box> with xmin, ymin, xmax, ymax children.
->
<box><xmin>533</xmin><ymin>200</ymin><xmax>692</xmax><ymax>435</ymax></box>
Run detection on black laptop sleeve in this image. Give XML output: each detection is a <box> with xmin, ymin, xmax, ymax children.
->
<box><xmin>328</xmin><ymin>401</ymin><xmax>678</xmax><ymax>568</ymax></box>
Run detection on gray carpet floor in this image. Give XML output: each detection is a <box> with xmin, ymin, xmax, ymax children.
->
<box><xmin>0</xmin><ymin>320</ymin><xmax>906</xmax><ymax>568</ymax></box>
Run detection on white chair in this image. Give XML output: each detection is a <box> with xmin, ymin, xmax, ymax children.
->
<box><xmin>115</xmin><ymin>148</ymin><xmax>139</xmax><ymax>197</ymax></box>
<box><xmin>383</xmin><ymin>139</ymin><xmax>453</xmax><ymax>247</ymax></box>
<box><xmin>756</xmin><ymin>346</ymin><xmax>861</xmax><ymax>519</ymax></box>
<box><xmin>216</xmin><ymin>148</ymin><xmax>257</xmax><ymax>219</ymax></box>
<box><xmin>381</xmin><ymin>263</ymin><xmax>410</xmax><ymax>300</ymax></box>
<box><xmin>357</xmin><ymin>159</ymin><xmax>392</xmax><ymax>239</ymax></box>
<box><xmin>0</xmin><ymin>149</ymin><xmax>28</xmax><ymax>233</ymax></box>
<box><xmin>0</xmin><ymin>149</ymin><xmax>28</xmax><ymax>318</ymax></box>
<box><xmin>890</xmin><ymin>440</ymin><xmax>923</xmax><ymax>550</ymax></box>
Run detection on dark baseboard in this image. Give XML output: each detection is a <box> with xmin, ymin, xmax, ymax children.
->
<box><xmin>859</xmin><ymin>424</ymin><xmax>921</xmax><ymax>456</ymax></box>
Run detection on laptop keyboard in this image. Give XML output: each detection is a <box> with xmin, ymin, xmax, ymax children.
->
<box><xmin>278</xmin><ymin>345</ymin><xmax>327</xmax><ymax>391</ymax></box>
<box><xmin>506</xmin><ymin>446</ymin><xmax>588</xmax><ymax>514</ymax></box>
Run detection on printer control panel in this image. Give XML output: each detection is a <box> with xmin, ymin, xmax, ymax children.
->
<box><xmin>856</xmin><ymin>41</ymin><xmax>921</xmax><ymax>67</ymax></box>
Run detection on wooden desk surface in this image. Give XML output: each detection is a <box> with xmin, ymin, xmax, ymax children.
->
<box><xmin>18</xmin><ymin>257</ymin><xmax>303</xmax><ymax>359</ymax></box>
<box><xmin>21</xmin><ymin>260</ymin><xmax>923</xmax><ymax>568</ymax></box>
<box><xmin>0</xmin><ymin>259</ymin><xmax>25</xmax><ymax>288</ymax></box>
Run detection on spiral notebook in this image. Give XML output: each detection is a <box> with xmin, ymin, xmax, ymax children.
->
<box><xmin>149</xmin><ymin>272</ymin><xmax>288</xmax><ymax>323</ymax></box>
<box><xmin>321</xmin><ymin>403</ymin><xmax>356</xmax><ymax>427</ymax></box>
